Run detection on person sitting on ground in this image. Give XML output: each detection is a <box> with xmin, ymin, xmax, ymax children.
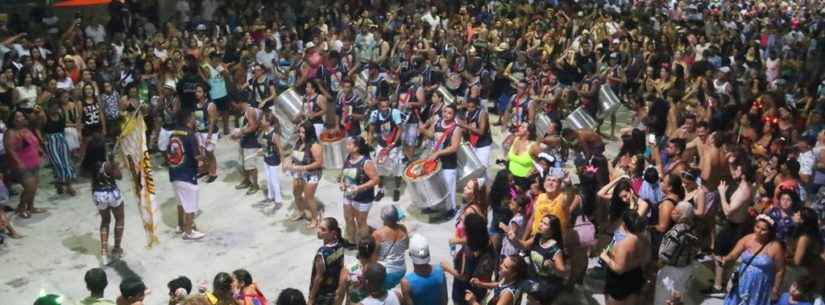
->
<box><xmin>117</xmin><ymin>277</ymin><xmax>148</xmax><ymax>305</ymax></box>
<box><xmin>167</xmin><ymin>276</ymin><xmax>193</xmax><ymax>305</ymax></box>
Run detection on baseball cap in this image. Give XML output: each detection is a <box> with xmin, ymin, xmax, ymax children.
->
<box><xmin>408</xmin><ymin>234</ymin><xmax>430</xmax><ymax>265</ymax></box>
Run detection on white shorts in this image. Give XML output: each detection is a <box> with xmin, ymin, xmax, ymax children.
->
<box><xmin>64</xmin><ymin>127</ymin><xmax>80</xmax><ymax>150</ymax></box>
<box><xmin>158</xmin><ymin>128</ymin><xmax>173</xmax><ymax>152</ymax></box>
<box><xmin>93</xmin><ymin>188</ymin><xmax>123</xmax><ymax>210</ymax></box>
<box><xmin>197</xmin><ymin>132</ymin><xmax>219</xmax><ymax>152</ymax></box>
<box><xmin>172</xmin><ymin>181</ymin><xmax>199</xmax><ymax>213</ymax></box>
<box><xmin>241</xmin><ymin>148</ymin><xmax>259</xmax><ymax>170</ymax></box>
<box><xmin>343</xmin><ymin>198</ymin><xmax>372</xmax><ymax>213</ymax></box>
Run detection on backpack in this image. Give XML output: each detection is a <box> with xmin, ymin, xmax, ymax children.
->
<box><xmin>658</xmin><ymin>223</ymin><xmax>698</xmax><ymax>267</ymax></box>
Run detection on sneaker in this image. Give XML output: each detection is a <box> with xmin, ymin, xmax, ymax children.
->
<box><xmin>375</xmin><ymin>189</ymin><xmax>385</xmax><ymax>201</ymax></box>
<box><xmin>205</xmin><ymin>175</ymin><xmax>218</xmax><ymax>183</ymax></box>
<box><xmin>392</xmin><ymin>190</ymin><xmax>400</xmax><ymax>202</ymax></box>
<box><xmin>183</xmin><ymin>230</ymin><xmax>206</xmax><ymax>240</ymax></box>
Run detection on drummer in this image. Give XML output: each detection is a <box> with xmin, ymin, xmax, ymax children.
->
<box><xmin>503</xmin><ymin>79</ymin><xmax>534</xmax><ymax>147</ymax></box>
<box><xmin>304</xmin><ymin>81</ymin><xmax>328</xmax><ymax>137</ymax></box>
<box><xmin>334</xmin><ymin>79</ymin><xmax>366</xmax><ymax>137</ymax></box>
<box><xmin>423</xmin><ymin>104</ymin><xmax>463</xmax><ymax>218</ymax></box>
<box><xmin>457</xmin><ymin>97</ymin><xmax>492</xmax><ymax>186</ymax></box>
<box><xmin>397</xmin><ymin>76</ymin><xmax>426</xmax><ymax>163</ymax></box>
<box><xmin>367</xmin><ymin>96</ymin><xmax>406</xmax><ymax>202</ymax></box>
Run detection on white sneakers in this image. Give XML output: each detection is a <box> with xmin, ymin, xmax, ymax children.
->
<box><xmin>183</xmin><ymin>230</ymin><xmax>206</xmax><ymax>240</ymax></box>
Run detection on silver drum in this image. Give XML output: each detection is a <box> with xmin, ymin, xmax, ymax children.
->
<box><xmin>565</xmin><ymin>107</ymin><xmax>598</xmax><ymax>130</ymax></box>
<box><xmin>458</xmin><ymin>142</ymin><xmax>486</xmax><ymax>185</ymax></box>
<box><xmin>274</xmin><ymin>88</ymin><xmax>304</xmax><ymax>124</ymax></box>
<box><xmin>320</xmin><ymin>133</ymin><xmax>347</xmax><ymax>169</ymax></box>
<box><xmin>535</xmin><ymin>113</ymin><xmax>553</xmax><ymax>139</ymax></box>
<box><xmin>403</xmin><ymin>160</ymin><xmax>448</xmax><ymax>209</ymax></box>
<box><xmin>598</xmin><ymin>84</ymin><xmax>621</xmax><ymax>118</ymax></box>
<box><xmin>436</xmin><ymin>85</ymin><xmax>456</xmax><ymax>105</ymax></box>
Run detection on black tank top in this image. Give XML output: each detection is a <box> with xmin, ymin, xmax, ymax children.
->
<box><xmin>465</xmin><ymin>109</ymin><xmax>492</xmax><ymax>148</ymax></box>
<box><xmin>434</xmin><ymin>119</ymin><xmax>458</xmax><ymax>169</ymax></box>
<box><xmin>305</xmin><ymin>94</ymin><xmax>323</xmax><ymax>124</ymax></box>
<box><xmin>263</xmin><ymin>129</ymin><xmax>281</xmax><ymax>166</ymax></box>
<box><xmin>82</xmin><ymin>99</ymin><xmax>102</xmax><ymax>130</ymax></box>
<box><xmin>342</xmin><ymin>155</ymin><xmax>375</xmax><ymax>203</ymax></box>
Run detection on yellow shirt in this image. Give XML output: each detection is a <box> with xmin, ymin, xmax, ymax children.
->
<box><xmin>531</xmin><ymin>192</ymin><xmax>569</xmax><ymax>236</ymax></box>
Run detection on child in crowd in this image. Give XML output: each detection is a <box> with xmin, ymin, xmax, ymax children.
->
<box><xmin>776</xmin><ymin>276</ymin><xmax>816</xmax><ymax>305</ymax></box>
<box><xmin>499</xmin><ymin>194</ymin><xmax>529</xmax><ymax>257</ymax></box>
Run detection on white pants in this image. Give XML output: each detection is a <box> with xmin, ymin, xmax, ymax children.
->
<box><xmin>473</xmin><ymin>145</ymin><xmax>491</xmax><ymax>186</ymax></box>
<box><xmin>442</xmin><ymin>169</ymin><xmax>457</xmax><ymax>211</ymax></box>
<box><xmin>264</xmin><ymin>164</ymin><xmax>283</xmax><ymax>202</ymax></box>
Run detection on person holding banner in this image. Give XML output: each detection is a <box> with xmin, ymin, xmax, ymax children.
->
<box><xmin>424</xmin><ymin>104</ymin><xmax>463</xmax><ymax>217</ymax></box>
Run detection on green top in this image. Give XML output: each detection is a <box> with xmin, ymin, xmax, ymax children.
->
<box><xmin>507</xmin><ymin>139</ymin><xmax>534</xmax><ymax>178</ymax></box>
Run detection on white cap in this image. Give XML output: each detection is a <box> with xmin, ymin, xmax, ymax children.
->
<box><xmin>408</xmin><ymin>234</ymin><xmax>430</xmax><ymax>265</ymax></box>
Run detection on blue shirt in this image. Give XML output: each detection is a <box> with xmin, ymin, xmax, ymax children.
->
<box><xmin>404</xmin><ymin>265</ymin><xmax>446</xmax><ymax>305</ymax></box>
<box><xmin>776</xmin><ymin>293</ymin><xmax>813</xmax><ymax>305</ymax></box>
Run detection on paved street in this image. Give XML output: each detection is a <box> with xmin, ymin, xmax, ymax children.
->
<box><xmin>0</xmin><ymin>108</ymin><xmax>725</xmax><ymax>305</ymax></box>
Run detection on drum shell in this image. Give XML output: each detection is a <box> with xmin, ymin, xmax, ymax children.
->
<box><xmin>535</xmin><ymin>113</ymin><xmax>553</xmax><ymax>139</ymax></box>
<box><xmin>274</xmin><ymin>88</ymin><xmax>304</xmax><ymax>123</ymax></box>
<box><xmin>403</xmin><ymin>161</ymin><xmax>449</xmax><ymax>208</ymax></box>
<box><xmin>320</xmin><ymin>137</ymin><xmax>347</xmax><ymax>169</ymax></box>
<box><xmin>458</xmin><ymin>143</ymin><xmax>486</xmax><ymax>185</ymax></box>
<box><xmin>436</xmin><ymin>85</ymin><xmax>456</xmax><ymax>105</ymax></box>
<box><xmin>598</xmin><ymin>84</ymin><xmax>621</xmax><ymax>118</ymax></box>
<box><xmin>565</xmin><ymin>107</ymin><xmax>599</xmax><ymax>130</ymax></box>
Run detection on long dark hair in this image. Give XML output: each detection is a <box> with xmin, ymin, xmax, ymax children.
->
<box><xmin>464</xmin><ymin>213</ymin><xmax>490</xmax><ymax>252</ymax></box>
<box><xmin>298</xmin><ymin>120</ymin><xmax>318</xmax><ymax>147</ymax></box>
<box><xmin>212</xmin><ymin>272</ymin><xmax>235</xmax><ymax>305</ymax></box>
<box><xmin>539</xmin><ymin>215</ymin><xmax>564</xmax><ymax>253</ymax></box>
<box><xmin>232</xmin><ymin>269</ymin><xmax>253</xmax><ymax>288</ymax></box>
<box><xmin>792</xmin><ymin>207</ymin><xmax>821</xmax><ymax>241</ymax></box>
<box><xmin>262</xmin><ymin>111</ymin><xmax>282</xmax><ymax>135</ymax></box>
<box><xmin>350</xmin><ymin>135</ymin><xmax>371</xmax><ymax>156</ymax></box>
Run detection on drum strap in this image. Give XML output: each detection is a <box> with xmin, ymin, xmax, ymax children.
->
<box><xmin>434</xmin><ymin>120</ymin><xmax>456</xmax><ymax>152</ymax></box>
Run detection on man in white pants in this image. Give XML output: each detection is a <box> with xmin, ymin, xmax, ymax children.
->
<box><xmin>424</xmin><ymin>105</ymin><xmax>463</xmax><ymax>218</ymax></box>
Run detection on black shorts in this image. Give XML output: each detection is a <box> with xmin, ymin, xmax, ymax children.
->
<box><xmin>714</xmin><ymin>219</ymin><xmax>751</xmax><ymax>256</ymax></box>
<box><xmin>605</xmin><ymin>266</ymin><xmax>644</xmax><ymax>300</ymax></box>
<box><xmin>213</xmin><ymin>96</ymin><xmax>229</xmax><ymax>113</ymax></box>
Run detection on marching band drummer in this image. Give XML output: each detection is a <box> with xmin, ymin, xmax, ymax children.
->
<box><xmin>367</xmin><ymin>96</ymin><xmax>406</xmax><ymax>202</ymax></box>
<box><xmin>423</xmin><ymin>104</ymin><xmax>463</xmax><ymax>218</ymax></box>
<box><xmin>457</xmin><ymin>97</ymin><xmax>492</xmax><ymax>186</ymax></box>
<box><xmin>303</xmin><ymin>81</ymin><xmax>328</xmax><ymax>137</ymax></box>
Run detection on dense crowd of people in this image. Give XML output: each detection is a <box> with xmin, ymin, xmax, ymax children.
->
<box><xmin>5</xmin><ymin>0</ymin><xmax>825</xmax><ymax>304</ymax></box>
